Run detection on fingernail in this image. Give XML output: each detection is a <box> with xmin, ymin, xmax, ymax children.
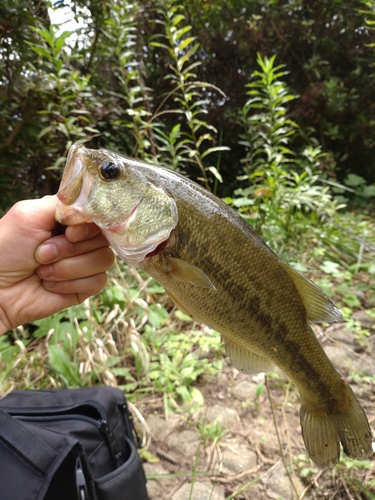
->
<box><xmin>42</xmin><ymin>280</ymin><xmax>56</xmax><ymax>289</ymax></box>
<box><xmin>36</xmin><ymin>243</ymin><xmax>58</xmax><ymax>263</ymax></box>
<box><xmin>37</xmin><ymin>265</ymin><xmax>53</xmax><ymax>278</ymax></box>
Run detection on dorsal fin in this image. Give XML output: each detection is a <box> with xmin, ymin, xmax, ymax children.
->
<box><xmin>281</xmin><ymin>262</ymin><xmax>341</xmax><ymax>323</ymax></box>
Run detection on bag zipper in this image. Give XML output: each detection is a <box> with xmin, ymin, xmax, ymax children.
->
<box><xmin>76</xmin><ymin>456</ymin><xmax>89</xmax><ymax>500</ymax></box>
<box><xmin>118</xmin><ymin>401</ymin><xmax>142</xmax><ymax>448</ymax></box>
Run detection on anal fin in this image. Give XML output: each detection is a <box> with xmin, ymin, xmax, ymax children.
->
<box><xmin>225</xmin><ymin>339</ymin><xmax>275</xmax><ymax>374</ymax></box>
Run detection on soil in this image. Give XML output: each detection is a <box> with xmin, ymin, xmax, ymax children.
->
<box><xmin>135</xmin><ymin>318</ymin><xmax>375</xmax><ymax>500</ymax></box>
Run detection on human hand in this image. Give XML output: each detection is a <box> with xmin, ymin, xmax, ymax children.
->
<box><xmin>0</xmin><ymin>195</ymin><xmax>115</xmax><ymax>335</ymax></box>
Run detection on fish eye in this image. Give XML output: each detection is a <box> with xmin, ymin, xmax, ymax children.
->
<box><xmin>100</xmin><ymin>161</ymin><xmax>120</xmax><ymax>180</ymax></box>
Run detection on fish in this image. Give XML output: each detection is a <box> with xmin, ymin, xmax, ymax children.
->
<box><xmin>56</xmin><ymin>143</ymin><xmax>373</xmax><ymax>467</ymax></box>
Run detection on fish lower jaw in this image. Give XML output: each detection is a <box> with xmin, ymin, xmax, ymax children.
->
<box><xmin>103</xmin><ymin>230</ymin><xmax>167</xmax><ymax>266</ymax></box>
<box><xmin>55</xmin><ymin>205</ymin><xmax>92</xmax><ymax>225</ymax></box>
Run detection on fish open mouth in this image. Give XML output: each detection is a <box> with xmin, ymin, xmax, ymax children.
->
<box><xmin>57</xmin><ymin>144</ymin><xmax>86</xmax><ymax>205</ymax></box>
<box><xmin>55</xmin><ymin>142</ymin><xmax>179</xmax><ymax>265</ymax></box>
<box><xmin>55</xmin><ymin>144</ymin><xmax>94</xmax><ymax>225</ymax></box>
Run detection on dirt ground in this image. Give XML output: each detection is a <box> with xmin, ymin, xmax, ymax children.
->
<box><xmin>136</xmin><ymin>320</ymin><xmax>375</xmax><ymax>500</ymax></box>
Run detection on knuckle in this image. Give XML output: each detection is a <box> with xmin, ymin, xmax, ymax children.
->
<box><xmin>9</xmin><ymin>200</ymin><xmax>31</xmax><ymax>220</ymax></box>
<box><xmin>56</xmin><ymin>236</ymin><xmax>76</xmax><ymax>257</ymax></box>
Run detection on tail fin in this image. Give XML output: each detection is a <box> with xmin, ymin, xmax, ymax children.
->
<box><xmin>300</xmin><ymin>385</ymin><xmax>373</xmax><ymax>468</ymax></box>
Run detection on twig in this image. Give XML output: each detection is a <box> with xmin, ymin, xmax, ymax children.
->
<box><xmin>0</xmin><ymin>120</ymin><xmax>25</xmax><ymax>149</ymax></box>
<box><xmin>155</xmin><ymin>448</ymin><xmax>179</xmax><ymax>465</ymax></box>
<box><xmin>149</xmin><ymin>81</ymin><xmax>227</xmax><ymax>124</ymax></box>
<box><xmin>281</xmin><ymin>383</ymin><xmax>300</xmax><ymax>491</ymax></box>
<box><xmin>166</xmin><ymin>480</ymin><xmax>186</xmax><ymax>499</ymax></box>
<box><xmin>128</xmin><ymin>401</ymin><xmax>151</xmax><ymax>448</ymax></box>
<box><xmin>210</xmin><ymin>463</ymin><xmax>264</xmax><ymax>484</ymax></box>
<box><xmin>299</xmin><ymin>470</ymin><xmax>324</xmax><ymax>499</ymax></box>
<box><xmin>84</xmin><ymin>24</ymin><xmax>100</xmax><ymax>75</ymax></box>
<box><xmin>327</xmin><ymin>487</ymin><xmax>340</xmax><ymax>500</ymax></box>
<box><xmin>265</xmin><ymin>375</ymin><xmax>301</xmax><ymax>500</ymax></box>
<box><xmin>224</xmin><ymin>460</ymin><xmax>281</xmax><ymax>500</ymax></box>
<box><xmin>204</xmin><ymin>442</ymin><xmax>222</xmax><ymax>472</ymax></box>
<box><xmin>342</xmin><ymin>478</ymin><xmax>355</xmax><ymax>500</ymax></box>
<box><xmin>255</xmin><ymin>443</ymin><xmax>277</xmax><ymax>465</ymax></box>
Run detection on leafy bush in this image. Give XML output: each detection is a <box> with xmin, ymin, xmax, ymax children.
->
<box><xmin>226</xmin><ymin>53</ymin><xmax>345</xmax><ymax>253</ymax></box>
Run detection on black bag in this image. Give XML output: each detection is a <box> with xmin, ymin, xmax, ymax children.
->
<box><xmin>0</xmin><ymin>387</ymin><xmax>149</xmax><ymax>500</ymax></box>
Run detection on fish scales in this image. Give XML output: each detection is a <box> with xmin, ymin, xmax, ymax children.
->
<box><xmin>138</xmin><ymin>178</ymin><xmax>342</xmax><ymax>396</ymax></box>
<box><xmin>56</xmin><ymin>144</ymin><xmax>373</xmax><ymax>467</ymax></box>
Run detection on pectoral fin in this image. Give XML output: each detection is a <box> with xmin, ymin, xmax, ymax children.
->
<box><xmin>281</xmin><ymin>262</ymin><xmax>342</xmax><ymax>323</ymax></box>
<box><xmin>225</xmin><ymin>339</ymin><xmax>275</xmax><ymax>374</ymax></box>
<box><xmin>167</xmin><ymin>257</ymin><xmax>216</xmax><ymax>290</ymax></box>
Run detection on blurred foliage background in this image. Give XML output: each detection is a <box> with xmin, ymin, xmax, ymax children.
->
<box><xmin>1</xmin><ymin>0</ymin><xmax>375</xmax><ymax>213</ymax></box>
<box><xmin>1</xmin><ymin>3</ymin><xmax>375</xmax><ymax>496</ymax></box>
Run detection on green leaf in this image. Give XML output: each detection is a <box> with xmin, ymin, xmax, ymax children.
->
<box><xmin>342</xmin><ymin>294</ymin><xmax>361</xmax><ymax>308</ymax></box>
<box><xmin>148</xmin><ymin>304</ymin><xmax>169</xmax><ymax>329</ymax></box>
<box><xmin>28</xmin><ymin>44</ymin><xmax>53</xmax><ymax>60</ymax></box>
<box><xmin>182</xmin><ymin>61</ymin><xmax>201</xmax><ymax>76</ymax></box>
<box><xmin>84</xmin><ymin>126</ymin><xmax>100</xmax><ymax>133</ymax></box>
<box><xmin>345</xmin><ymin>173</ymin><xmax>366</xmax><ymax>187</ymax></box>
<box><xmin>350</xmin><ymin>478</ymin><xmax>375</xmax><ymax>499</ymax></box>
<box><xmin>206</xmin><ymin>166</ymin><xmax>223</xmax><ymax>182</ymax></box>
<box><xmin>176</xmin><ymin>385</ymin><xmax>191</xmax><ymax>402</ymax></box>
<box><xmin>320</xmin><ymin>261</ymin><xmax>341</xmax><ymax>274</ymax></box>
<box><xmin>190</xmin><ymin>387</ymin><xmax>204</xmax><ymax>404</ymax></box>
<box><xmin>173</xmin><ymin>25</ymin><xmax>192</xmax><ymax>41</ymax></box>
<box><xmin>139</xmin><ymin>449</ymin><xmax>160</xmax><ymax>463</ymax></box>
<box><xmin>0</xmin><ymin>336</ymin><xmax>21</xmax><ymax>364</ymax></box>
<box><xmin>47</xmin><ymin>344</ymin><xmax>82</xmax><ymax>386</ymax></box>
<box><xmin>150</xmin><ymin>41</ymin><xmax>170</xmax><ymax>51</ymax></box>
<box><xmin>201</xmin><ymin>146</ymin><xmax>230</xmax><ymax>159</ymax></box>
<box><xmin>38</xmin><ymin>126</ymin><xmax>54</xmax><ymax>139</ymax></box>
<box><xmin>177</xmin><ymin>37</ymin><xmax>196</xmax><ymax>53</ymax></box>
<box><xmin>35</xmin><ymin>26</ymin><xmax>55</xmax><ymax>47</ymax></box>
<box><xmin>176</xmin><ymin>43</ymin><xmax>200</xmax><ymax>70</ymax></box>
<box><xmin>171</xmin><ymin>14</ymin><xmax>185</xmax><ymax>27</ymax></box>
<box><xmin>175</xmin><ymin>310</ymin><xmax>193</xmax><ymax>322</ymax></box>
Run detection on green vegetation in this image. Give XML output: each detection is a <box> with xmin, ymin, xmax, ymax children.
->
<box><xmin>1</xmin><ymin>1</ymin><xmax>375</xmax><ymax>498</ymax></box>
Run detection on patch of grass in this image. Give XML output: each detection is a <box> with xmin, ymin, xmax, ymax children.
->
<box><xmin>0</xmin><ymin>261</ymin><xmax>224</xmax><ymax>417</ymax></box>
<box><xmin>198</xmin><ymin>417</ymin><xmax>226</xmax><ymax>447</ymax></box>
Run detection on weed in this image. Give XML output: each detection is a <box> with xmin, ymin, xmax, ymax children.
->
<box><xmin>331</xmin><ymin>454</ymin><xmax>375</xmax><ymax>498</ymax></box>
<box><xmin>137</xmin><ymin>326</ymin><xmax>223</xmax><ymax>416</ymax></box>
<box><xmin>150</xmin><ymin>0</ymin><xmax>228</xmax><ymax>185</ymax></box>
<box><xmin>293</xmin><ymin>454</ymin><xmax>319</xmax><ymax>480</ymax></box>
<box><xmin>198</xmin><ymin>416</ymin><xmax>226</xmax><ymax>447</ymax></box>
<box><xmin>230</xmin><ymin>52</ymin><xmax>344</xmax><ymax>246</ymax></box>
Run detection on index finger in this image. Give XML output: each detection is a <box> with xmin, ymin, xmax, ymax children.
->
<box><xmin>65</xmin><ymin>223</ymin><xmax>102</xmax><ymax>243</ymax></box>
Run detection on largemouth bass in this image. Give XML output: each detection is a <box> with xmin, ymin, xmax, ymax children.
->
<box><xmin>56</xmin><ymin>144</ymin><xmax>373</xmax><ymax>467</ymax></box>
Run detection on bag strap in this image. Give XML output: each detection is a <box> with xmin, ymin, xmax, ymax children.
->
<box><xmin>0</xmin><ymin>409</ymin><xmax>59</xmax><ymax>474</ymax></box>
